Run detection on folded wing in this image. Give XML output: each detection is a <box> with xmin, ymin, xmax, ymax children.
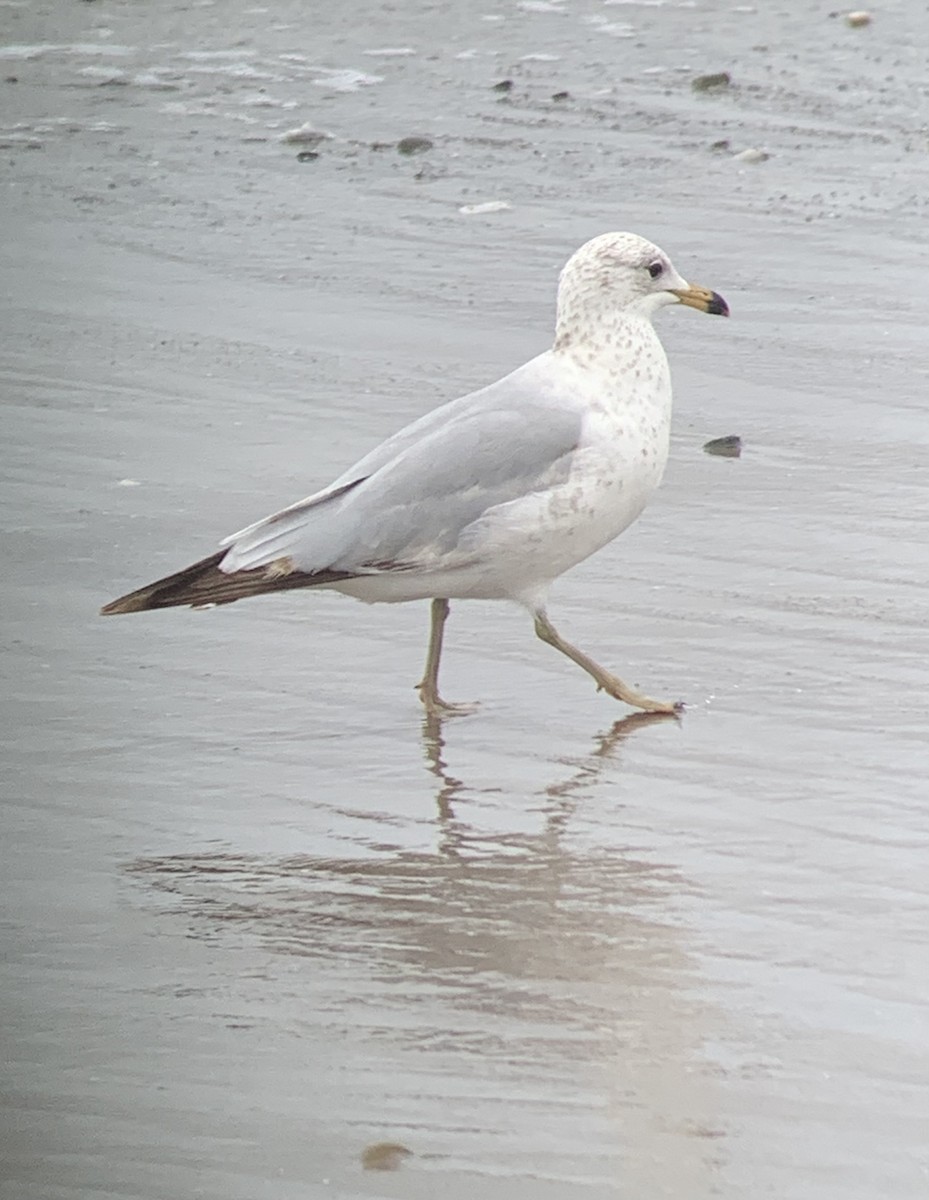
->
<box><xmin>221</xmin><ymin>359</ymin><xmax>583</xmax><ymax>577</ymax></box>
<box><xmin>102</xmin><ymin>354</ymin><xmax>584</xmax><ymax>613</ymax></box>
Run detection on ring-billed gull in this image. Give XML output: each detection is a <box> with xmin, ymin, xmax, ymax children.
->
<box><xmin>102</xmin><ymin>232</ymin><xmax>728</xmax><ymax>715</ymax></box>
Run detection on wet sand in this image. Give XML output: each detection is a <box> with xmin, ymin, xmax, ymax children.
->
<box><xmin>1</xmin><ymin>1</ymin><xmax>927</xmax><ymax>1197</ymax></box>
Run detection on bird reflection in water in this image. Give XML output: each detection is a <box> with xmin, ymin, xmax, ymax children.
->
<box><xmin>420</xmin><ymin>707</ymin><xmax>678</xmax><ymax>836</ymax></box>
<box><xmin>128</xmin><ymin>710</ymin><xmax>724</xmax><ymax>1194</ymax></box>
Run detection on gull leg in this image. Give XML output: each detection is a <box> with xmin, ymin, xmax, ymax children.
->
<box><xmin>416</xmin><ymin>599</ymin><xmax>476</xmax><ymax>716</ymax></box>
<box><xmin>533</xmin><ymin>609</ymin><xmax>681</xmax><ymax>714</ymax></box>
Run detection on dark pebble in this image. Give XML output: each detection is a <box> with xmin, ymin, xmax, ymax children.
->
<box><xmin>397</xmin><ymin>136</ymin><xmax>433</xmax><ymax>156</ymax></box>
<box><xmin>703</xmin><ymin>435</ymin><xmax>743</xmax><ymax>458</ymax></box>
<box><xmin>492</xmin><ymin>79</ymin><xmax>514</xmax><ymax>92</ymax></box>
<box><xmin>551</xmin><ymin>90</ymin><xmax>570</xmax><ymax>101</ymax></box>
<box><xmin>296</xmin><ymin>151</ymin><xmax>319</xmax><ymax>162</ymax></box>
<box><xmin>692</xmin><ymin>72</ymin><xmax>731</xmax><ymax>92</ymax></box>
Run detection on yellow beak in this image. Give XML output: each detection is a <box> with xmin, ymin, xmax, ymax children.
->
<box><xmin>670</xmin><ymin>284</ymin><xmax>729</xmax><ymax>317</ymax></box>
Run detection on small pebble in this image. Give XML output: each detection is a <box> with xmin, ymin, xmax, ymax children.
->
<box><xmin>733</xmin><ymin>147</ymin><xmax>769</xmax><ymax>163</ymax></box>
<box><xmin>397</xmin><ymin>136</ymin><xmax>433</xmax><ymax>156</ymax></box>
<box><xmin>845</xmin><ymin>10</ymin><xmax>872</xmax><ymax>26</ymax></box>
<box><xmin>551</xmin><ymin>90</ymin><xmax>569</xmax><ymax>101</ymax></box>
<box><xmin>361</xmin><ymin>1143</ymin><xmax>413</xmax><ymax>1172</ymax></box>
<box><xmin>296</xmin><ymin>150</ymin><xmax>318</xmax><ymax>162</ymax></box>
<box><xmin>492</xmin><ymin>78</ymin><xmax>514</xmax><ymax>92</ymax></box>
<box><xmin>459</xmin><ymin>200</ymin><xmax>512</xmax><ymax>215</ymax></box>
<box><xmin>703</xmin><ymin>435</ymin><xmax>743</xmax><ymax>458</ymax></box>
<box><xmin>709</xmin><ymin>138</ymin><xmax>731</xmax><ymax>152</ymax></box>
<box><xmin>362</xmin><ymin>47</ymin><xmax>415</xmax><ymax>57</ymax></box>
<box><xmin>278</xmin><ymin>122</ymin><xmax>331</xmax><ymax>147</ymax></box>
<box><xmin>691</xmin><ymin>71</ymin><xmax>731</xmax><ymax>92</ymax></box>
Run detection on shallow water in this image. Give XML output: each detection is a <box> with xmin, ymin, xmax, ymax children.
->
<box><xmin>1</xmin><ymin>0</ymin><xmax>927</xmax><ymax>1197</ymax></box>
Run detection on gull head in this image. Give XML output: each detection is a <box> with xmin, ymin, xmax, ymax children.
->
<box><xmin>555</xmin><ymin>231</ymin><xmax>728</xmax><ymax>348</ymax></box>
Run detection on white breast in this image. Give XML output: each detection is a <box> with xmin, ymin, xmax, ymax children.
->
<box><xmin>450</xmin><ymin>333</ymin><xmax>673</xmax><ymax>602</ymax></box>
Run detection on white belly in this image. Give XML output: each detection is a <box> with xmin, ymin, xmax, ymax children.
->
<box><xmin>334</xmin><ymin>340</ymin><xmax>674</xmax><ymax>608</ymax></box>
<box><xmin>461</xmin><ymin>435</ymin><xmax>667</xmax><ymax>597</ymax></box>
<box><xmin>333</xmin><ymin>420</ymin><xmax>669</xmax><ymax>607</ymax></box>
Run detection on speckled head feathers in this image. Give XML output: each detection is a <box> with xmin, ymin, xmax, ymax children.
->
<box><xmin>553</xmin><ymin>232</ymin><xmax>727</xmax><ymax>349</ymax></box>
<box><xmin>558</xmin><ymin>233</ymin><xmax>687</xmax><ymax>320</ymax></box>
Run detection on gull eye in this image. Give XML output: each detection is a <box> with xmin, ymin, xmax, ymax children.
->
<box><xmin>647</xmin><ymin>261</ymin><xmax>664</xmax><ymax>279</ymax></box>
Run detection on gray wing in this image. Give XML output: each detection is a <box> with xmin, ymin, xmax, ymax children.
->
<box><xmin>220</xmin><ymin>355</ymin><xmax>583</xmax><ymax>575</ymax></box>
